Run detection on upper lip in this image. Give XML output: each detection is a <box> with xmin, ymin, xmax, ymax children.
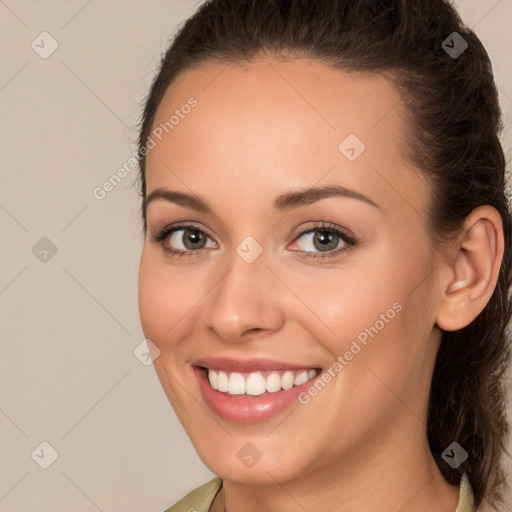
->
<box><xmin>191</xmin><ymin>357</ymin><xmax>319</xmax><ymax>373</ymax></box>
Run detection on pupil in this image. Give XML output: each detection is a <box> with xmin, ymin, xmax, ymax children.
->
<box><xmin>185</xmin><ymin>229</ymin><xmax>204</xmax><ymax>248</ymax></box>
<box><xmin>315</xmin><ymin>230</ymin><xmax>337</xmax><ymax>251</ymax></box>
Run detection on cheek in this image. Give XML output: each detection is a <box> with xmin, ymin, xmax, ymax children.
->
<box><xmin>137</xmin><ymin>250</ymin><xmax>194</xmax><ymax>350</ymax></box>
<box><xmin>300</xmin><ymin>244</ymin><xmax>429</xmax><ymax>381</ymax></box>
<box><xmin>301</xmin><ymin>265</ymin><xmax>402</xmax><ymax>353</ymax></box>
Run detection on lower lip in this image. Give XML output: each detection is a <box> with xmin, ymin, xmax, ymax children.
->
<box><xmin>193</xmin><ymin>366</ymin><xmax>320</xmax><ymax>424</ymax></box>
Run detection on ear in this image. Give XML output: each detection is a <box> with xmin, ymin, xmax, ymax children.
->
<box><xmin>435</xmin><ymin>205</ymin><xmax>504</xmax><ymax>331</ymax></box>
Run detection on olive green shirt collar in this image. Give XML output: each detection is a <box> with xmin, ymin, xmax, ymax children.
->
<box><xmin>165</xmin><ymin>473</ymin><xmax>475</xmax><ymax>512</ymax></box>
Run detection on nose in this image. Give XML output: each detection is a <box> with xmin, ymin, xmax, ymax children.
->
<box><xmin>202</xmin><ymin>247</ymin><xmax>285</xmax><ymax>342</ymax></box>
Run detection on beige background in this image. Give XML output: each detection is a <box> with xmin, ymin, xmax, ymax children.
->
<box><xmin>0</xmin><ymin>1</ymin><xmax>511</xmax><ymax>511</ymax></box>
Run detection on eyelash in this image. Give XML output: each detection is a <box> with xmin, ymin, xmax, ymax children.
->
<box><xmin>149</xmin><ymin>221</ymin><xmax>357</xmax><ymax>260</ymax></box>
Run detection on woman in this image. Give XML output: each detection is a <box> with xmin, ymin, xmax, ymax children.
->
<box><xmin>136</xmin><ymin>0</ymin><xmax>512</xmax><ymax>510</ymax></box>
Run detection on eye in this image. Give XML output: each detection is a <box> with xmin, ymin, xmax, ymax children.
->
<box><xmin>150</xmin><ymin>223</ymin><xmax>217</xmax><ymax>258</ymax></box>
<box><xmin>167</xmin><ymin>228</ymin><xmax>214</xmax><ymax>251</ymax></box>
<box><xmin>290</xmin><ymin>222</ymin><xmax>357</xmax><ymax>259</ymax></box>
<box><xmin>149</xmin><ymin>221</ymin><xmax>357</xmax><ymax>260</ymax></box>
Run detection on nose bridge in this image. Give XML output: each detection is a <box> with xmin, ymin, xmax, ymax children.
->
<box><xmin>202</xmin><ymin>241</ymin><xmax>284</xmax><ymax>341</ymax></box>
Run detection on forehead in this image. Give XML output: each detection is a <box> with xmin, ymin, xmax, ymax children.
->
<box><xmin>145</xmin><ymin>57</ymin><xmax>429</xmax><ymax>219</ymax></box>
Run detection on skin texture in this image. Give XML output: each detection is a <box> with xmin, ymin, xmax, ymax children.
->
<box><xmin>138</xmin><ymin>58</ymin><xmax>504</xmax><ymax>512</ymax></box>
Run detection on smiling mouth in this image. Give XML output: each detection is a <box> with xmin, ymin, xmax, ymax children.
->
<box><xmin>197</xmin><ymin>366</ymin><xmax>321</xmax><ymax>396</ymax></box>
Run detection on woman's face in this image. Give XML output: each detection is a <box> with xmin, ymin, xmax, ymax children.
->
<box><xmin>138</xmin><ymin>58</ymin><xmax>443</xmax><ymax>484</ymax></box>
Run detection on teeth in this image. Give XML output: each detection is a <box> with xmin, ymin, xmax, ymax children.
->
<box><xmin>208</xmin><ymin>369</ymin><xmax>218</xmax><ymax>390</ymax></box>
<box><xmin>294</xmin><ymin>370</ymin><xmax>309</xmax><ymax>386</ymax></box>
<box><xmin>217</xmin><ymin>371</ymin><xmax>229</xmax><ymax>392</ymax></box>
<box><xmin>246</xmin><ymin>372</ymin><xmax>266</xmax><ymax>395</ymax></box>
<box><xmin>281</xmin><ymin>371</ymin><xmax>294</xmax><ymax>390</ymax></box>
<box><xmin>266</xmin><ymin>372</ymin><xmax>282</xmax><ymax>393</ymax></box>
<box><xmin>228</xmin><ymin>372</ymin><xmax>245</xmax><ymax>394</ymax></box>
<box><xmin>206</xmin><ymin>368</ymin><xmax>317</xmax><ymax>396</ymax></box>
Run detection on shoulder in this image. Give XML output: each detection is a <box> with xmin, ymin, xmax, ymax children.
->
<box><xmin>163</xmin><ymin>477</ymin><xmax>223</xmax><ymax>512</ymax></box>
<box><xmin>456</xmin><ymin>473</ymin><xmax>511</xmax><ymax>512</ymax></box>
<box><xmin>456</xmin><ymin>473</ymin><xmax>475</xmax><ymax>512</ymax></box>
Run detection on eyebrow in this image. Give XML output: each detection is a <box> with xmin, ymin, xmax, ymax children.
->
<box><xmin>145</xmin><ymin>184</ymin><xmax>381</xmax><ymax>213</ymax></box>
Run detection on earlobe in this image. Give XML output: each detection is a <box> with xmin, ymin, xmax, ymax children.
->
<box><xmin>435</xmin><ymin>205</ymin><xmax>504</xmax><ymax>332</ymax></box>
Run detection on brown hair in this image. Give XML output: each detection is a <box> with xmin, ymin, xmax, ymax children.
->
<box><xmin>136</xmin><ymin>0</ymin><xmax>512</xmax><ymax>508</ymax></box>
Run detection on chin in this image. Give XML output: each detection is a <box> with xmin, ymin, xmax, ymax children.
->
<box><xmin>192</xmin><ymin>436</ymin><xmax>311</xmax><ymax>486</ymax></box>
